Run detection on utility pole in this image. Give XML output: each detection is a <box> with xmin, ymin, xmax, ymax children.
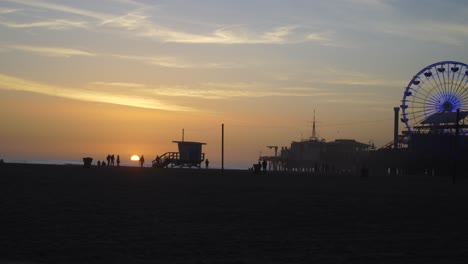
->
<box><xmin>221</xmin><ymin>123</ymin><xmax>224</xmax><ymax>172</ymax></box>
<box><xmin>312</xmin><ymin>109</ymin><xmax>317</xmax><ymax>140</ymax></box>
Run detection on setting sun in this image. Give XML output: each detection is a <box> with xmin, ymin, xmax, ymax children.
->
<box><xmin>130</xmin><ymin>155</ymin><xmax>140</xmax><ymax>161</ymax></box>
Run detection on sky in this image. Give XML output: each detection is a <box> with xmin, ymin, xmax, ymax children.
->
<box><xmin>1</xmin><ymin>0</ymin><xmax>468</xmax><ymax>168</ymax></box>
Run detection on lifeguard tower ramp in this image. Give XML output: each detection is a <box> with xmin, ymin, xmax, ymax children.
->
<box><xmin>152</xmin><ymin>141</ymin><xmax>206</xmax><ymax>168</ymax></box>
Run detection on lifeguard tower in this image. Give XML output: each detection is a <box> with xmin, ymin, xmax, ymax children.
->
<box><xmin>152</xmin><ymin>141</ymin><xmax>206</xmax><ymax>168</ymax></box>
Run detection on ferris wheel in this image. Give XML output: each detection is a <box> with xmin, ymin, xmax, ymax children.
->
<box><xmin>401</xmin><ymin>61</ymin><xmax>468</xmax><ymax>134</ymax></box>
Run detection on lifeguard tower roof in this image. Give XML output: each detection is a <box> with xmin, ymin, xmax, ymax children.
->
<box><xmin>172</xmin><ymin>141</ymin><xmax>207</xmax><ymax>145</ymax></box>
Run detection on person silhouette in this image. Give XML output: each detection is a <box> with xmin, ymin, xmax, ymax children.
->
<box><xmin>106</xmin><ymin>154</ymin><xmax>110</xmax><ymax>166</ymax></box>
<box><xmin>111</xmin><ymin>154</ymin><xmax>115</xmax><ymax>166</ymax></box>
<box><xmin>140</xmin><ymin>155</ymin><xmax>145</xmax><ymax>167</ymax></box>
<box><xmin>205</xmin><ymin>159</ymin><xmax>209</xmax><ymax>169</ymax></box>
<box><xmin>262</xmin><ymin>160</ymin><xmax>267</xmax><ymax>173</ymax></box>
<box><xmin>116</xmin><ymin>155</ymin><xmax>120</xmax><ymax>167</ymax></box>
<box><xmin>97</xmin><ymin>160</ymin><xmax>101</xmax><ymax>166</ymax></box>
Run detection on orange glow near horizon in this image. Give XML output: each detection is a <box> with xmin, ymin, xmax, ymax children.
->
<box><xmin>130</xmin><ymin>155</ymin><xmax>140</xmax><ymax>161</ymax></box>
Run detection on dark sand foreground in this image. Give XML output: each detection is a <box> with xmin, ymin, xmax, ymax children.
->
<box><xmin>1</xmin><ymin>164</ymin><xmax>468</xmax><ymax>263</ymax></box>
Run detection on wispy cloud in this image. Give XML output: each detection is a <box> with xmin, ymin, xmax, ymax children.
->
<box><xmin>3</xmin><ymin>0</ymin><xmax>107</xmax><ymax>20</ymax></box>
<box><xmin>1</xmin><ymin>42</ymin><xmax>241</xmax><ymax>68</ymax></box>
<box><xmin>0</xmin><ymin>19</ymin><xmax>88</xmax><ymax>30</ymax></box>
<box><xmin>98</xmin><ymin>9</ymin><xmax>318</xmax><ymax>45</ymax></box>
<box><xmin>305</xmin><ymin>32</ymin><xmax>340</xmax><ymax>47</ymax></box>
<box><xmin>0</xmin><ymin>74</ymin><xmax>194</xmax><ymax>111</ymax></box>
<box><xmin>100</xmin><ymin>11</ymin><xmax>148</xmax><ymax>30</ymax></box>
<box><xmin>0</xmin><ymin>8</ymin><xmax>20</xmax><ymax>14</ymax></box>
<box><xmin>111</xmin><ymin>54</ymin><xmax>241</xmax><ymax>69</ymax></box>
<box><xmin>6</xmin><ymin>45</ymin><xmax>95</xmax><ymax>57</ymax></box>
<box><xmin>139</xmin><ymin>24</ymin><xmax>325</xmax><ymax>45</ymax></box>
<box><xmin>149</xmin><ymin>86</ymin><xmax>323</xmax><ymax>99</ymax></box>
<box><xmin>306</xmin><ymin>33</ymin><xmax>331</xmax><ymax>42</ymax></box>
<box><xmin>155</xmin><ymin>82</ymin><xmax>333</xmax><ymax>99</ymax></box>
<box><xmin>3</xmin><ymin>0</ymin><xmax>332</xmax><ymax>45</ymax></box>
<box><xmin>86</xmin><ymin>81</ymin><xmax>332</xmax><ymax>100</ymax></box>
<box><xmin>90</xmin><ymin>82</ymin><xmax>146</xmax><ymax>88</ymax></box>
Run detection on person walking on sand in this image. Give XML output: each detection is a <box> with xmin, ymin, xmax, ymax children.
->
<box><xmin>116</xmin><ymin>155</ymin><xmax>120</xmax><ymax>167</ymax></box>
<box><xmin>110</xmin><ymin>154</ymin><xmax>115</xmax><ymax>166</ymax></box>
<box><xmin>205</xmin><ymin>159</ymin><xmax>209</xmax><ymax>169</ymax></box>
<box><xmin>140</xmin><ymin>155</ymin><xmax>145</xmax><ymax>167</ymax></box>
<box><xmin>106</xmin><ymin>154</ymin><xmax>111</xmax><ymax>166</ymax></box>
<box><xmin>262</xmin><ymin>160</ymin><xmax>267</xmax><ymax>173</ymax></box>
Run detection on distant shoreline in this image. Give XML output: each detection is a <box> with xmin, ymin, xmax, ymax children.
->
<box><xmin>0</xmin><ymin>161</ymin><xmax>250</xmax><ymax>173</ymax></box>
<box><xmin>0</xmin><ymin>159</ymin><xmax>249</xmax><ymax>170</ymax></box>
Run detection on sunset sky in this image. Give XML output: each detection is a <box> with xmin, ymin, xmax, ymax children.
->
<box><xmin>1</xmin><ymin>0</ymin><xmax>468</xmax><ymax>168</ymax></box>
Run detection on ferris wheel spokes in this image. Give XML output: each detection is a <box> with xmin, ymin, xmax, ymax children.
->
<box><xmin>401</xmin><ymin>61</ymin><xmax>468</xmax><ymax>134</ymax></box>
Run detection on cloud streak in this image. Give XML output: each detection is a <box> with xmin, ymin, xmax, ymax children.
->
<box><xmin>90</xmin><ymin>82</ymin><xmax>145</xmax><ymax>88</ymax></box>
<box><xmin>111</xmin><ymin>54</ymin><xmax>241</xmax><ymax>69</ymax></box>
<box><xmin>3</xmin><ymin>0</ymin><xmax>107</xmax><ymax>20</ymax></box>
<box><xmin>1</xmin><ymin>42</ymin><xmax>242</xmax><ymax>68</ymax></box>
<box><xmin>3</xmin><ymin>0</ymin><xmax>332</xmax><ymax>45</ymax></box>
<box><xmin>0</xmin><ymin>74</ymin><xmax>194</xmax><ymax>111</ymax></box>
<box><xmin>126</xmin><ymin>20</ymin><xmax>327</xmax><ymax>45</ymax></box>
<box><xmin>5</xmin><ymin>45</ymin><xmax>95</xmax><ymax>57</ymax></box>
<box><xmin>0</xmin><ymin>19</ymin><xmax>88</xmax><ymax>30</ymax></box>
<box><xmin>86</xmin><ymin>81</ymin><xmax>331</xmax><ymax>100</ymax></box>
<box><xmin>151</xmin><ymin>82</ymin><xmax>332</xmax><ymax>99</ymax></box>
<box><xmin>0</xmin><ymin>8</ymin><xmax>20</xmax><ymax>14</ymax></box>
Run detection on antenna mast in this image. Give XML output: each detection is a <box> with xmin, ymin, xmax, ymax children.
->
<box><xmin>311</xmin><ymin>109</ymin><xmax>317</xmax><ymax>140</ymax></box>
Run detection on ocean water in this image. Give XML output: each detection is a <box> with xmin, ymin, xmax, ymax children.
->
<box><xmin>3</xmin><ymin>158</ymin><xmax>138</xmax><ymax>167</ymax></box>
<box><xmin>4</xmin><ymin>159</ymin><xmax>82</xmax><ymax>166</ymax></box>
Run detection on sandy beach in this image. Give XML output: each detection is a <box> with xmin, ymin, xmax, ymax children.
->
<box><xmin>1</xmin><ymin>163</ymin><xmax>468</xmax><ymax>263</ymax></box>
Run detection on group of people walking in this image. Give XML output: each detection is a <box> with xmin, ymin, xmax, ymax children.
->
<box><xmin>97</xmin><ymin>154</ymin><xmax>120</xmax><ymax>167</ymax></box>
<box><xmin>95</xmin><ymin>154</ymin><xmax>210</xmax><ymax>168</ymax></box>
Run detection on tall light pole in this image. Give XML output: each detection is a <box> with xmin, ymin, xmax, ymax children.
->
<box><xmin>221</xmin><ymin>123</ymin><xmax>224</xmax><ymax>172</ymax></box>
